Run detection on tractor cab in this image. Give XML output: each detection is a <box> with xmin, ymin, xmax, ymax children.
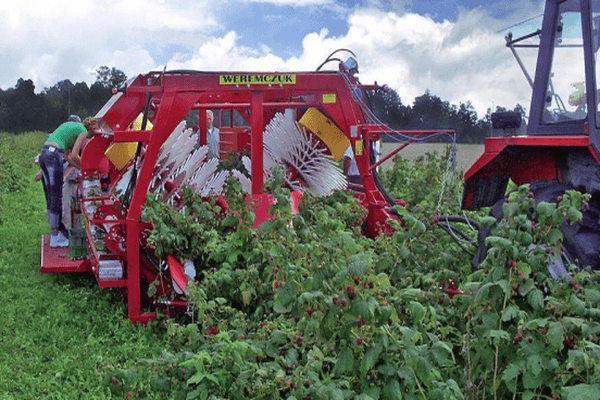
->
<box><xmin>463</xmin><ymin>0</ymin><xmax>600</xmax><ymax>270</ymax></box>
<box><xmin>463</xmin><ymin>0</ymin><xmax>600</xmax><ymax>210</ymax></box>
<box><xmin>528</xmin><ymin>0</ymin><xmax>600</xmax><ymax>141</ymax></box>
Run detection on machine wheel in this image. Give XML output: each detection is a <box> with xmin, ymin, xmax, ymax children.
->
<box><xmin>472</xmin><ymin>180</ymin><xmax>600</xmax><ymax>271</ymax></box>
<box><xmin>530</xmin><ymin>180</ymin><xmax>600</xmax><ymax>270</ymax></box>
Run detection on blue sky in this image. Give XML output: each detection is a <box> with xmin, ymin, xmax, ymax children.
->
<box><xmin>0</xmin><ymin>0</ymin><xmax>545</xmax><ymax>118</ymax></box>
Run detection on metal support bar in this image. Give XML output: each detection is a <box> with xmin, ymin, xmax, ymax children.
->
<box><xmin>507</xmin><ymin>34</ymin><xmax>535</xmax><ymax>89</ymax></box>
<box><xmin>251</xmin><ymin>91</ymin><xmax>264</xmax><ymax>194</ymax></box>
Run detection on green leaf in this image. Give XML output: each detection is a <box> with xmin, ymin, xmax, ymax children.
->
<box><xmin>518</xmin><ymin>278</ymin><xmax>535</xmax><ymax>296</ymax></box>
<box><xmin>187</xmin><ymin>372</ymin><xmax>206</xmax><ymax>385</ymax></box>
<box><xmin>485</xmin><ymin>236</ymin><xmax>513</xmax><ymax>249</ymax></box>
<box><xmin>522</xmin><ymin>391</ymin><xmax>535</xmax><ymax>400</ymax></box>
<box><xmin>474</xmin><ymin>282</ymin><xmax>492</xmax><ymax>303</ymax></box>
<box><xmin>330</xmin><ymin>388</ymin><xmax>345</xmax><ymax>400</ymax></box>
<box><xmin>363</xmin><ymin>387</ymin><xmax>380</xmax><ymax>400</ymax></box>
<box><xmin>527</xmin><ymin>289</ymin><xmax>544</xmax><ymax>311</ymax></box>
<box><xmin>360</xmin><ymin>345</ymin><xmax>381</xmax><ymax>377</ymax></box>
<box><xmin>566</xmin><ymin>206</ymin><xmax>583</xmax><ymax>223</ymax></box>
<box><xmin>273</xmin><ymin>282</ymin><xmax>298</xmax><ymax>313</ymax></box>
<box><xmin>479</xmin><ymin>216</ymin><xmax>498</xmax><ymax>228</ymax></box>
<box><xmin>270</xmin><ymin>330</ymin><xmax>288</xmax><ymax>345</ymax></box>
<box><xmin>525</xmin><ymin>318</ymin><xmax>548</xmax><ymax>330</ymax></box>
<box><xmin>284</xmin><ymin>348</ymin><xmax>298</xmax><ymax>368</ymax></box>
<box><xmin>562</xmin><ymin>384</ymin><xmax>600</xmax><ymax>400</ymax></box>
<box><xmin>319</xmin><ymin>384</ymin><xmax>345</xmax><ymax>400</ymax></box>
<box><xmin>526</xmin><ymin>354</ymin><xmax>543</xmax><ymax>377</ymax></box>
<box><xmin>347</xmin><ymin>254</ymin><xmax>369</xmax><ymax>276</ymax></box>
<box><xmin>400</xmin><ymin>288</ymin><xmax>424</xmax><ymax>301</ymax></box>
<box><xmin>352</xmin><ymin>297</ymin><xmax>377</xmax><ymax>320</ymax></box>
<box><xmin>503</xmin><ymin>202</ymin><xmax>519</xmax><ymax>218</ymax></box>
<box><xmin>319</xmin><ymin>308</ymin><xmax>337</xmax><ymax>340</ymax></box>
<box><xmin>522</xmin><ymin>369</ymin><xmax>541</xmax><ymax>389</ymax></box>
<box><xmin>536</xmin><ymin>201</ymin><xmax>556</xmax><ymax>219</ymax></box>
<box><xmin>563</xmin><ymin>317</ymin><xmax>585</xmax><ymax>328</ymax></box>
<box><xmin>377</xmin><ymin>363</ymin><xmax>397</xmax><ymax>376</ymax></box>
<box><xmin>501</xmin><ymin>362</ymin><xmax>522</xmax><ymax>383</ymax></box>
<box><xmin>188</xmin><ymin>384</ymin><xmax>209</xmax><ymax>400</ymax></box>
<box><xmin>334</xmin><ymin>347</ymin><xmax>354</xmax><ymax>374</ymax></box>
<box><xmin>548</xmin><ymin>229</ymin><xmax>563</xmax><ymax>244</ymax></box>
<box><xmin>547</xmin><ymin>321</ymin><xmax>564</xmax><ymax>351</ymax></box>
<box><xmin>584</xmin><ymin>288</ymin><xmax>600</xmax><ymax>303</ymax></box>
<box><xmin>570</xmin><ymin>294</ymin><xmax>586</xmax><ymax>315</ymax></box>
<box><xmin>429</xmin><ymin>341</ymin><xmax>454</xmax><ymax>367</ymax></box>
<box><xmin>382</xmin><ymin>380</ymin><xmax>403</xmax><ymax>400</ymax></box>
<box><xmin>502</xmin><ymin>305</ymin><xmax>519</xmax><ymax>322</ymax></box>
<box><xmin>410</xmin><ymin>219</ymin><xmax>426</xmax><ymax>235</ymax></box>
<box><xmin>485</xmin><ymin>329</ymin><xmax>510</xmax><ymax>341</ymax></box>
<box><xmin>409</xmin><ymin>301</ymin><xmax>426</xmax><ymax>324</ymax></box>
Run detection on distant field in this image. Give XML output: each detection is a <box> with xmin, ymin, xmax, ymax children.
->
<box><xmin>380</xmin><ymin>142</ymin><xmax>484</xmax><ymax>172</ymax></box>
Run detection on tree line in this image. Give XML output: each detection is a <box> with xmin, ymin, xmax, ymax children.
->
<box><xmin>1</xmin><ymin>66</ymin><xmax>522</xmax><ymax>143</ymax></box>
<box><xmin>368</xmin><ymin>88</ymin><xmax>526</xmax><ymax>144</ymax></box>
<box><xmin>0</xmin><ymin>66</ymin><xmax>126</xmax><ymax>134</ymax></box>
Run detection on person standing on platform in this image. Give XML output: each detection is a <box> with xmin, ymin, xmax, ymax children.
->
<box><xmin>206</xmin><ymin>110</ymin><xmax>220</xmax><ymax>160</ymax></box>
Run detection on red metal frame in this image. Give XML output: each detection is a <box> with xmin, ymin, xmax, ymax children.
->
<box><xmin>462</xmin><ymin>135</ymin><xmax>600</xmax><ymax>209</ymax></box>
<box><xmin>40</xmin><ymin>235</ymin><xmax>92</xmax><ymax>274</ymax></box>
<box><xmin>43</xmin><ymin>68</ymin><xmax>452</xmax><ymax>323</ymax></box>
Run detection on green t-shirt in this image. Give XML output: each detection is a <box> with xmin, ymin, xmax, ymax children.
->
<box><xmin>47</xmin><ymin>122</ymin><xmax>87</xmax><ymax>150</ymax></box>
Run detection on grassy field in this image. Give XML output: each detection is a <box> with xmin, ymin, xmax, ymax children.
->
<box><xmin>381</xmin><ymin>142</ymin><xmax>484</xmax><ymax>173</ymax></box>
<box><xmin>0</xmin><ymin>134</ymin><xmax>168</xmax><ymax>399</ymax></box>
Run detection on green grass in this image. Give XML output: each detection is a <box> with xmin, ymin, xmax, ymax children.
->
<box><xmin>0</xmin><ymin>135</ymin><xmax>168</xmax><ymax>399</ymax></box>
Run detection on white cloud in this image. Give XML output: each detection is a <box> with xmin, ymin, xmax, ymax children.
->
<box><xmin>162</xmin><ymin>6</ymin><xmax>536</xmax><ymax>118</ymax></box>
<box><xmin>0</xmin><ymin>0</ymin><xmax>217</xmax><ymax>90</ymax></box>
<box><xmin>0</xmin><ymin>0</ymin><xmax>542</xmax><ymax>120</ymax></box>
<box><xmin>238</xmin><ymin>0</ymin><xmax>333</xmax><ymax>5</ymax></box>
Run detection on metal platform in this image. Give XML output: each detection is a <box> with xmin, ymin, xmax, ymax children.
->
<box><xmin>40</xmin><ymin>235</ymin><xmax>92</xmax><ymax>274</ymax></box>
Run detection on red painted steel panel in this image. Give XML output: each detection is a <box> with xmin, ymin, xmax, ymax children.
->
<box><xmin>40</xmin><ymin>235</ymin><xmax>92</xmax><ymax>274</ymax></box>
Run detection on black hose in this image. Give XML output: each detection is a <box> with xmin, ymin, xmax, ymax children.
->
<box><xmin>436</xmin><ymin>223</ymin><xmax>475</xmax><ymax>256</ymax></box>
<box><xmin>123</xmin><ymin>92</ymin><xmax>152</xmax><ymax>209</ymax></box>
<box><xmin>316</xmin><ymin>49</ymin><xmax>357</xmax><ymax>71</ymax></box>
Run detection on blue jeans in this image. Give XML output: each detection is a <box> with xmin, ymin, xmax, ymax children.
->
<box><xmin>39</xmin><ymin>145</ymin><xmax>64</xmax><ymax>230</ymax></box>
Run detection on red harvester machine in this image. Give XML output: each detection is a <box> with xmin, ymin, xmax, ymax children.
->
<box><xmin>41</xmin><ymin>51</ymin><xmax>452</xmax><ymax>322</ymax></box>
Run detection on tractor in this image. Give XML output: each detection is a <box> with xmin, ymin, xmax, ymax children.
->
<box><xmin>462</xmin><ymin>0</ymin><xmax>600</xmax><ymax>271</ymax></box>
<box><xmin>41</xmin><ymin>50</ymin><xmax>452</xmax><ymax>323</ymax></box>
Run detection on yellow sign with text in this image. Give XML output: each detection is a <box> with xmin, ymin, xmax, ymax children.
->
<box><xmin>219</xmin><ymin>74</ymin><xmax>296</xmax><ymax>85</ymax></box>
<box><xmin>322</xmin><ymin>93</ymin><xmax>337</xmax><ymax>104</ymax></box>
<box><xmin>355</xmin><ymin>140</ymin><xmax>363</xmax><ymax>156</ymax></box>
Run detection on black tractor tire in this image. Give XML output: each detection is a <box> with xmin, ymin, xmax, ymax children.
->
<box><xmin>472</xmin><ymin>180</ymin><xmax>600</xmax><ymax>271</ymax></box>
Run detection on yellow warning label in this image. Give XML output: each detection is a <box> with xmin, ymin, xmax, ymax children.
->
<box><xmin>355</xmin><ymin>140</ymin><xmax>363</xmax><ymax>156</ymax></box>
<box><xmin>219</xmin><ymin>74</ymin><xmax>296</xmax><ymax>85</ymax></box>
<box><xmin>298</xmin><ymin>108</ymin><xmax>349</xmax><ymax>161</ymax></box>
<box><xmin>322</xmin><ymin>93</ymin><xmax>336</xmax><ymax>104</ymax></box>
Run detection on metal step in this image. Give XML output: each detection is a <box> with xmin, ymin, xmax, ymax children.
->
<box><xmin>40</xmin><ymin>235</ymin><xmax>92</xmax><ymax>274</ymax></box>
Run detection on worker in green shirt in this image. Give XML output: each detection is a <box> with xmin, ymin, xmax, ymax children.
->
<box><xmin>39</xmin><ymin>115</ymin><xmax>95</xmax><ymax>247</ymax></box>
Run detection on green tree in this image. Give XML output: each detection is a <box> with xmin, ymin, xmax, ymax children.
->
<box><xmin>367</xmin><ymin>87</ymin><xmax>411</xmax><ymax>128</ymax></box>
<box><xmin>94</xmin><ymin>66</ymin><xmax>127</xmax><ymax>89</ymax></box>
<box><xmin>0</xmin><ymin>79</ymin><xmax>51</xmax><ymax>133</ymax></box>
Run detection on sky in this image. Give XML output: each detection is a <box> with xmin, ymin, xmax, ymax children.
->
<box><xmin>0</xmin><ymin>0</ymin><xmax>546</xmax><ymax>119</ymax></box>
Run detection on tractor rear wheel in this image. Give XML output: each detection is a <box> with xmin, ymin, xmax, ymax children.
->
<box><xmin>530</xmin><ymin>180</ymin><xmax>600</xmax><ymax>270</ymax></box>
<box><xmin>472</xmin><ymin>180</ymin><xmax>600</xmax><ymax>271</ymax></box>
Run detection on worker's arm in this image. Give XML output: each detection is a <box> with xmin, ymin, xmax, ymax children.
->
<box><xmin>343</xmin><ymin>156</ymin><xmax>351</xmax><ymax>176</ymax></box>
<box><xmin>67</xmin><ymin>132</ymin><xmax>89</xmax><ymax>169</ymax></box>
